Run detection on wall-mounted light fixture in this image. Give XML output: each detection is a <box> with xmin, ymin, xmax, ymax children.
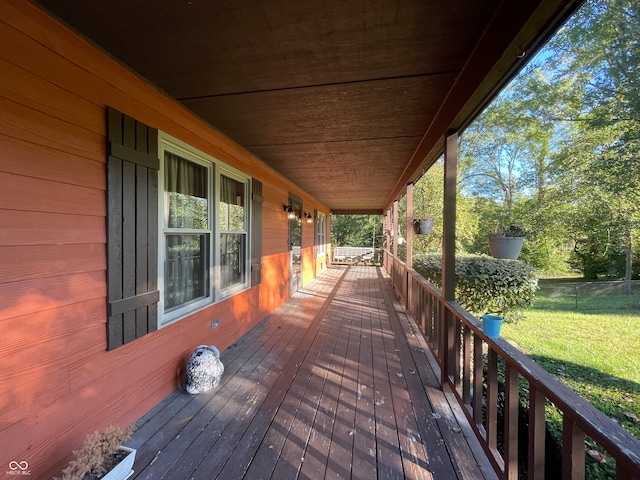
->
<box><xmin>284</xmin><ymin>204</ymin><xmax>296</xmax><ymax>220</ymax></box>
<box><xmin>304</xmin><ymin>212</ymin><xmax>313</xmax><ymax>224</ymax></box>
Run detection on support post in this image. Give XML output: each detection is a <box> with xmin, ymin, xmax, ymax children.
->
<box><xmin>392</xmin><ymin>200</ymin><xmax>399</xmax><ymax>260</ymax></box>
<box><xmin>406</xmin><ymin>183</ymin><xmax>414</xmax><ymax>270</ymax></box>
<box><xmin>443</xmin><ymin>132</ymin><xmax>457</xmax><ymax>300</ymax></box>
<box><xmin>406</xmin><ymin>183</ymin><xmax>414</xmax><ymax>310</ymax></box>
<box><xmin>441</xmin><ymin>131</ymin><xmax>458</xmax><ymax>386</ymax></box>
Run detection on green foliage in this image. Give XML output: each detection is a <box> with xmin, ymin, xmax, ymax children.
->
<box><xmin>502</xmin><ymin>287</ymin><xmax>640</xmax><ymax>478</ymax></box>
<box><xmin>410</xmin><ymin>160</ymin><xmax>444</xmax><ymax>254</ymax></box>
<box><xmin>331</xmin><ymin>214</ymin><xmax>382</xmax><ymax>248</ymax></box>
<box><xmin>413</xmin><ymin>254</ymin><xmax>539</xmax><ymax>322</ymax></box>
<box><xmin>451</xmin><ymin>0</ymin><xmax>639</xmax><ymax>280</ymax></box>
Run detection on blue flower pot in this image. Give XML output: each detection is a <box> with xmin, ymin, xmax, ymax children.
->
<box><xmin>482</xmin><ymin>314</ymin><xmax>503</xmax><ymax>338</ymax></box>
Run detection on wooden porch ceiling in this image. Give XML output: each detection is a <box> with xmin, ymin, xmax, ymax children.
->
<box><xmin>34</xmin><ymin>0</ymin><xmax>582</xmax><ymax>214</ymax></box>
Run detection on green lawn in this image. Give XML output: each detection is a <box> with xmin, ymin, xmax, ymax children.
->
<box><xmin>500</xmin><ymin>289</ymin><xmax>640</xmax><ymax>477</ymax></box>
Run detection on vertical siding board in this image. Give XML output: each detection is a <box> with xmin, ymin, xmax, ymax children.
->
<box><xmin>147</xmin><ymin>146</ymin><xmax>159</xmax><ymax>333</ymax></box>
<box><xmin>107</xmin><ymin>156</ymin><xmax>124</xmax><ymax>348</ymax></box>
<box><xmin>123</xmin><ymin>114</ymin><xmax>136</xmax><ymax>149</ymax></box>
<box><xmin>135</xmin><ymin>164</ymin><xmax>149</xmax><ymax>338</ymax></box>
<box><xmin>122</xmin><ymin>160</ymin><xmax>137</xmax><ymax>345</ymax></box>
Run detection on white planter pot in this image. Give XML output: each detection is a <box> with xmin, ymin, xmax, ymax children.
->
<box><xmin>102</xmin><ymin>447</ymin><xmax>136</xmax><ymax>480</ymax></box>
<box><xmin>414</xmin><ymin>218</ymin><xmax>434</xmax><ymax>234</ymax></box>
<box><xmin>488</xmin><ymin>236</ymin><xmax>524</xmax><ymax>260</ymax></box>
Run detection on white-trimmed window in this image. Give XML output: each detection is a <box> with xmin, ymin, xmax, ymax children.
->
<box><xmin>316</xmin><ymin>211</ymin><xmax>327</xmax><ymax>257</ymax></box>
<box><xmin>218</xmin><ymin>170</ymin><xmax>249</xmax><ymax>296</ymax></box>
<box><xmin>159</xmin><ymin>133</ymin><xmax>251</xmax><ymax>326</ymax></box>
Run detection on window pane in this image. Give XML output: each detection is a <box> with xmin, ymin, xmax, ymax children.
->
<box><xmin>220</xmin><ymin>175</ymin><xmax>245</xmax><ymax>231</ymax></box>
<box><xmin>165</xmin><ymin>234</ymin><xmax>209</xmax><ymax>310</ymax></box>
<box><xmin>165</xmin><ymin>152</ymin><xmax>208</xmax><ymax>229</ymax></box>
<box><xmin>220</xmin><ymin>233</ymin><xmax>246</xmax><ymax>290</ymax></box>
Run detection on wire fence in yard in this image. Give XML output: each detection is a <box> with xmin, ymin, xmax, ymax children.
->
<box><xmin>536</xmin><ymin>279</ymin><xmax>640</xmax><ymax>312</ymax></box>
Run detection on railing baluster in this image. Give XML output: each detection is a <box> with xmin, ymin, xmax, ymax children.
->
<box><xmin>563</xmin><ymin>418</ymin><xmax>585</xmax><ymax>480</ymax></box>
<box><xmin>393</xmin><ymin>263</ymin><xmax>640</xmax><ymax>480</ymax></box>
<box><xmin>453</xmin><ymin>314</ymin><xmax>462</xmax><ymax>389</ymax></box>
<box><xmin>473</xmin><ymin>333</ymin><xmax>484</xmax><ymax>427</ymax></box>
<box><xmin>529</xmin><ymin>388</ymin><xmax>546</xmax><ymax>480</ymax></box>
<box><xmin>486</xmin><ymin>348</ymin><xmax>499</xmax><ymax>452</ymax></box>
<box><xmin>462</xmin><ymin>325</ymin><xmax>471</xmax><ymax>406</ymax></box>
<box><xmin>504</xmin><ymin>364</ymin><xmax>519</xmax><ymax>480</ymax></box>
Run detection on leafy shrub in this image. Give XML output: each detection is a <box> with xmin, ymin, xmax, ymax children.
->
<box><xmin>413</xmin><ymin>254</ymin><xmax>538</xmax><ymax>322</ymax></box>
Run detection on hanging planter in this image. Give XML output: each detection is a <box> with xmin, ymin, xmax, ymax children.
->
<box><xmin>488</xmin><ymin>225</ymin><xmax>526</xmax><ymax>259</ymax></box>
<box><xmin>488</xmin><ymin>236</ymin><xmax>524</xmax><ymax>259</ymax></box>
<box><xmin>413</xmin><ymin>218</ymin><xmax>434</xmax><ymax>235</ymax></box>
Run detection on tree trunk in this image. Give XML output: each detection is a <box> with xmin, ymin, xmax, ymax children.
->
<box><xmin>623</xmin><ymin>235</ymin><xmax>634</xmax><ymax>297</ymax></box>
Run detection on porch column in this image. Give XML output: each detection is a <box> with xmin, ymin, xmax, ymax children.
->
<box><xmin>443</xmin><ymin>132</ymin><xmax>457</xmax><ymax>300</ymax></box>
<box><xmin>441</xmin><ymin>131</ymin><xmax>458</xmax><ymax>386</ymax></box>
<box><xmin>383</xmin><ymin>211</ymin><xmax>390</xmax><ymax>270</ymax></box>
<box><xmin>406</xmin><ymin>183</ymin><xmax>413</xmax><ymax>270</ymax></box>
<box><xmin>392</xmin><ymin>200</ymin><xmax>399</xmax><ymax>259</ymax></box>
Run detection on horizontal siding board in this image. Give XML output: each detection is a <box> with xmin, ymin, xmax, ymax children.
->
<box><xmin>0</xmin><ymin>133</ymin><xmax>105</xmax><ymax>189</ymax></box>
<box><xmin>0</xmin><ymin>16</ymin><xmax>132</xmax><ymax>118</ymax></box>
<box><xmin>0</xmin><ymin>210</ymin><xmax>105</xmax><ymax>246</ymax></box>
<box><xmin>0</xmin><ymin>56</ymin><xmax>103</xmax><ymax>134</ymax></box>
<box><xmin>0</xmin><ymin>297</ymin><xmax>105</xmax><ymax>358</ymax></box>
<box><xmin>0</xmin><ymin>1</ymin><xmax>328</xmax><ymax>475</ymax></box>
<box><xmin>0</xmin><ymin>244</ymin><xmax>105</xmax><ymax>283</ymax></box>
<box><xmin>0</xmin><ymin>365</ymin><xmax>71</xmax><ymax>426</ymax></box>
<box><xmin>0</xmin><ymin>171</ymin><xmax>104</xmax><ymax>216</ymax></box>
<box><xmin>0</xmin><ymin>96</ymin><xmax>103</xmax><ymax>162</ymax></box>
<box><xmin>2</xmin><ymin>3</ymin><xmax>268</xmax><ymax>177</ymax></box>
<box><xmin>0</xmin><ymin>319</ymin><xmax>104</xmax><ymax>386</ymax></box>
<box><xmin>0</xmin><ymin>271</ymin><xmax>105</xmax><ymax>322</ymax></box>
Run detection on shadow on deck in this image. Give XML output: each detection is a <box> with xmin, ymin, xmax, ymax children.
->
<box><xmin>126</xmin><ymin>266</ymin><xmax>497</xmax><ymax>479</ymax></box>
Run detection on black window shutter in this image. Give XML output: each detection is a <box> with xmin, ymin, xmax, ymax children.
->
<box><xmin>250</xmin><ymin>178</ymin><xmax>263</xmax><ymax>286</ymax></box>
<box><xmin>106</xmin><ymin>107</ymin><xmax>160</xmax><ymax>350</ymax></box>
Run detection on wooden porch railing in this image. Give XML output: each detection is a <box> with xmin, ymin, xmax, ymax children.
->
<box><xmin>383</xmin><ymin>251</ymin><xmax>640</xmax><ymax>480</ymax></box>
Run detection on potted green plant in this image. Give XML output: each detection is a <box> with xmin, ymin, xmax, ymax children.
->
<box><xmin>56</xmin><ymin>424</ymin><xmax>136</xmax><ymax>480</ymax></box>
<box><xmin>488</xmin><ymin>225</ymin><xmax>526</xmax><ymax>259</ymax></box>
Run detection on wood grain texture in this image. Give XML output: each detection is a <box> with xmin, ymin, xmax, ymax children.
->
<box><xmin>0</xmin><ymin>171</ymin><xmax>104</xmax><ymax>216</ymax></box>
<box><xmin>0</xmin><ymin>133</ymin><xmax>105</xmax><ymax>189</ymax></box>
<box><xmin>0</xmin><ymin>1</ymin><xmax>329</xmax><ymax>477</ymax></box>
<box><xmin>125</xmin><ymin>267</ymin><xmax>496</xmax><ymax>480</ymax></box>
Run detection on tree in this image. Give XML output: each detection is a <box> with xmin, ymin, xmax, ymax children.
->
<box><xmin>331</xmin><ymin>214</ymin><xmax>383</xmax><ymax>249</ymax></box>
<box><xmin>545</xmin><ymin>0</ymin><xmax>640</xmax><ymax>283</ymax></box>
<box><xmin>453</xmin><ymin>0</ymin><xmax>639</xmax><ymax>279</ymax></box>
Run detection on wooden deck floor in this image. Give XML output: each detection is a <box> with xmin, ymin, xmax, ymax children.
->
<box><xmin>126</xmin><ymin>266</ymin><xmax>497</xmax><ymax>480</ymax></box>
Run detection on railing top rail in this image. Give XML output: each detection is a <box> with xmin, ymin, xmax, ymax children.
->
<box><xmin>446</xmin><ymin>299</ymin><xmax>640</xmax><ymax>468</ymax></box>
<box><xmin>405</xmin><ymin>263</ymin><xmax>640</xmax><ymax>472</ymax></box>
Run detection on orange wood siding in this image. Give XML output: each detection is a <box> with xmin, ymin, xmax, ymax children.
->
<box><xmin>0</xmin><ymin>1</ymin><xmax>329</xmax><ymax>478</ymax></box>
